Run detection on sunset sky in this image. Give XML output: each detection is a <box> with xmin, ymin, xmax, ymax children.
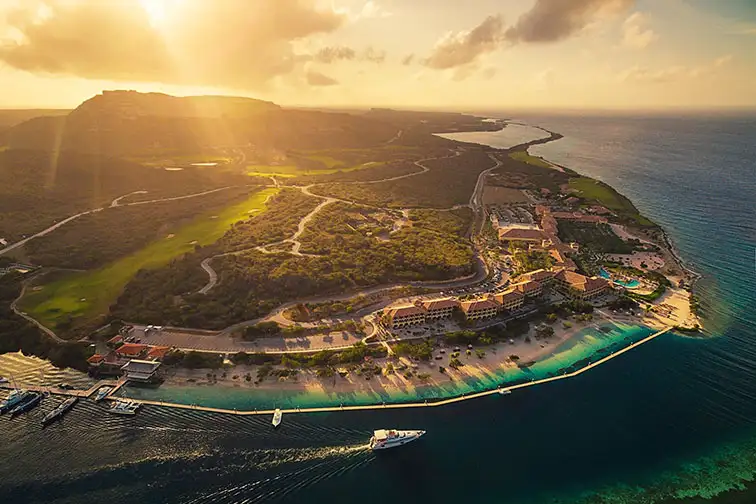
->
<box><xmin>1</xmin><ymin>0</ymin><xmax>755</xmax><ymax>110</ymax></box>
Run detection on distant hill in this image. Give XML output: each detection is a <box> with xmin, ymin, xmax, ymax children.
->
<box><xmin>5</xmin><ymin>90</ymin><xmax>405</xmax><ymax>156</ymax></box>
<box><xmin>0</xmin><ymin>109</ymin><xmax>70</xmax><ymax>129</ymax></box>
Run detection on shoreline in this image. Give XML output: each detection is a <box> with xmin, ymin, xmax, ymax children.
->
<box><xmin>108</xmin><ymin>324</ymin><xmax>672</xmax><ymax>414</ymax></box>
<box><xmin>118</xmin><ymin>318</ymin><xmax>669</xmax><ymax>412</ymax></box>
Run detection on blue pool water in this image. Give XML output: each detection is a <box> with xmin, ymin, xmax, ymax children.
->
<box><xmin>599</xmin><ymin>267</ymin><xmax>640</xmax><ymax>288</ymax></box>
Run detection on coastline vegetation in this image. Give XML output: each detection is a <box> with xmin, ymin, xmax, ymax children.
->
<box><xmin>568</xmin><ymin>177</ymin><xmax>655</xmax><ymax>226</ymax></box>
<box><xmin>509</xmin><ymin>150</ymin><xmax>553</xmax><ymax>169</ymax></box>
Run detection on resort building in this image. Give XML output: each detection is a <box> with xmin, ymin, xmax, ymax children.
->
<box><xmin>554</xmin><ymin>270</ymin><xmax>610</xmax><ymax>301</ymax></box>
<box><xmin>115</xmin><ymin>343</ymin><xmax>149</xmax><ymax>360</ymax></box>
<box><xmin>385</xmin><ymin>305</ymin><xmax>427</xmax><ymax>328</ymax></box>
<box><xmin>512</xmin><ymin>280</ymin><xmax>543</xmax><ymax>298</ymax></box>
<box><xmin>521</xmin><ymin>269</ymin><xmax>556</xmax><ymax>287</ymax></box>
<box><xmin>498</xmin><ymin>227</ymin><xmax>549</xmax><ymax>246</ymax></box>
<box><xmin>120</xmin><ymin>359</ymin><xmax>162</xmax><ymax>383</ymax></box>
<box><xmin>460</xmin><ymin>298</ymin><xmax>499</xmax><ymax>321</ymax></box>
<box><xmin>493</xmin><ymin>290</ymin><xmax>525</xmax><ymax>311</ymax></box>
<box><xmin>421</xmin><ymin>298</ymin><xmax>459</xmax><ymax>321</ymax></box>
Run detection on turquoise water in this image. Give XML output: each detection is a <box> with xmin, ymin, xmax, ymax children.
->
<box><xmin>119</xmin><ymin>324</ymin><xmax>655</xmax><ymax>410</ymax></box>
<box><xmin>599</xmin><ymin>267</ymin><xmax>641</xmax><ymax>288</ymax></box>
<box><xmin>1</xmin><ymin>113</ymin><xmax>755</xmax><ymax>504</ymax></box>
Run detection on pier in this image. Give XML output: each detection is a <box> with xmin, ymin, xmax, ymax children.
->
<box><xmin>1</xmin><ymin>327</ymin><xmax>672</xmax><ymax>416</ymax></box>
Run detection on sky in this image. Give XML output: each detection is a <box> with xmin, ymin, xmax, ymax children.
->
<box><xmin>0</xmin><ymin>0</ymin><xmax>755</xmax><ymax>110</ymax></box>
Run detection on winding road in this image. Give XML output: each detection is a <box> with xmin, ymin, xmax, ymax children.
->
<box><xmin>0</xmin><ymin>186</ymin><xmax>242</xmax><ymax>257</ymax></box>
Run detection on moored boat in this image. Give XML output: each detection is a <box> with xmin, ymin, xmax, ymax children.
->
<box><xmin>8</xmin><ymin>391</ymin><xmax>44</xmax><ymax>417</ymax></box>
<box><xmin>272</xmin><ymin>408</ymin><xmax>282</xmax><ymax>428</ymax></box>
<box><xmin>0</xmin><ymin>389</ymin><xmax>30</xmax><ymax>415</ymax></box>
<box><xmin>94</xmin><ymin>386</ymin><xmax>112</xmax><ymax>402</ymax></box>
<box><xmin>498</xmin><ymin>388</ymin><xmax>512</xmax><ymax>395</ymax></box>
<box><xmin>42</xmin><ymin>397</ymin><xmax>79</xmax><ymax>426</ymax></box>
<box><xmin>108</xmin><ymin>400</ymin><xmax>141</xmax><ymax>416</ymax></box>
<box><xmin>0</xmin><ymin>376</ymin><xmax>8</xmax><ymax>385</ymax></box>
<box><xmin>369</xmin><ymin>429</ymin><xmax>425</xmax><ymax>450</ymax></box>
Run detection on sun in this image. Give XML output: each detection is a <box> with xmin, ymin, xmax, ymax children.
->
<box><xmin>139</xmin><ymin>0</ymin><xmax>172</xmax><ymax>27</ymax></box>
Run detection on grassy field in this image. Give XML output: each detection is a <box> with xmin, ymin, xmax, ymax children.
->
<box><xmin>19</xmin><ymin>187</ymin><xmax>280</xmax><ymax>333</ymax></box>
<box><xmin>568</xmin><ymin>177</ymin><xmax>655</xmax><ymax>226</ymax></box>
<box><xmin>246</xmin><ymin>162</ymin><xmax>384</xmax><ymax>178</ymax></box>
<box><xmin>509</xmin><ymin>150</ymin><xmax>553</xmax><ymax>169</ymax></box>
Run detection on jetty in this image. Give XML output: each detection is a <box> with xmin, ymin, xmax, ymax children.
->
<box><xmin>0</xmin><ymin>327</ymin><xmax>672</xmax><ymax>416</ymax></box>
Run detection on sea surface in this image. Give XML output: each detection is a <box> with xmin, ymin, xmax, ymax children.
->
<box><xmin>2</xmin><ymin>113</ymin><xmax>756</xmax><ymax>503</ymax></box>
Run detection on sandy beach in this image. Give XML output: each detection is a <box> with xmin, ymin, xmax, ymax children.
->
<box><xmin>160</xmin><ymin>312</ymin><xmax>631</xmax><ymax>400</ymax></box>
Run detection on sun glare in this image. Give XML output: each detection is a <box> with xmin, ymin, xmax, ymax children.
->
<box><xmin>139</xmin><ymin>0</ymin><xmax>172</xmax><ymax>27</ymax></box>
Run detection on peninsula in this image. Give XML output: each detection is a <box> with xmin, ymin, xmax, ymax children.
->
<box><xmin>0</xmin><ymin>93</ymin><xmax>701</xmax><ymax>411</ymax></box>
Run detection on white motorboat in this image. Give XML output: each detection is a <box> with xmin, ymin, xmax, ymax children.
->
<box><xmin>272</xmin><ymin>408</ymin><xmax>282</xmax><ymax>428</ymax></box>
<box><xmin>94</xmin><ymin>386</ymin><xmax>112</xmax><ymax>402</ymax></box>
<box><xmin>369</xmin><ymin>429</ymin><xmax>425</xmax><ymax>450</ymax></box>
<box><xmin>108</xmin><ymin>400</ymin><xmax>141</xmax><ymax>416</ymax></box>
<box><xmin>498</xmin><ymin>388</ymin><xmax>512</xmax><ymax>395</ymax></box>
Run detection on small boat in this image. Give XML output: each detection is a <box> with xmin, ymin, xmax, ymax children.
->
<box><xmin>369</xmin><ymin>429</ymin><xmax>425</xmax><ymax>450</ymax></box>
<box><xmin>272</xmin><ymin>408</ymin><xmax>282</xmax><ymax>428</ymax></box>
<box><xmin>9</xmin><ymin>391</ymin><xmax>44</xmax><ymax>417</ymax></box>
<box><xmin>0</xmin><ymin>377</ymin><xmax>8</xmax><ymax>385</ymax></box>
<box><xmin>42</xmin><ymin>397</ymin><xmax>78</xmax><ymax>426</ymax></box>
<box><xmin>0</xmin><ymin>388</ymin><xmax>30</xmax><ymax>415</ymax></box>
<box><xmin>94</xmin><ymin>386</ymin><xmax>112</xmax><ymax>402</ymax></box>
<box><xmin>498</xmin><ymin>389</ymin><xmax>512</xmax><ymax>395</ymax></box>
<box><xmin>108</xmin><ymin>400</ymin><xmax>141</xmax><ymax>416</ymax></box>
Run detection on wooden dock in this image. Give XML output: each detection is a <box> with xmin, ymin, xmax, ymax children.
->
<box><xmin>1</xmin><ymin>327</ymin><xmax>672</xmax><ymax>416</ymax></box>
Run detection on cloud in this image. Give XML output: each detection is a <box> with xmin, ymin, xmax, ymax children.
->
<box><xmin>362</xmin><ymin>47</ymin><xmax>386</xmax><ymax>64</ymax></box>
<box><xmin>401</xmin><ymin>53</ymin><xmax>415</xmax><ymax>65</ymax></box>
<box><xmin>312</xmin><ymin>45</ymin><xmax>385</xmax><ymax>64</ymax></box>
<box><xmin>506</xmin><ymin>0</ymin><xmax>634</xmax><ymax>43</ymax></box>
<box><xmin>481</xmin><ymin>67</ymin><xmax>497</xmax><ymax>80</ymax></box>
<box><xmin>306</xmin><ymin>70</ymin><xmax>339</xmax><ymax>86</ymax></box>
<box><xmin>355</xmin><ymin>1</ymin><xmax>392</xmax><ymax>20</ymax></box>
<box><xmin>0</xmin><ymin>0</ymin><xmax>347</xmax><ymax>89</ymax></box>
<box><xmin>619</xmin><ymin>55</ymin><xmax>734</xmax><ymax>83</ymax></box>
<box><xmin>622</xmin><ymin>12</ymin><xmax>657</xmax><ymax>49</ymax></box>
<box><xmin>314</xmin><ymin>46</ymin><xmax>356</xmax><ymax>63</ymax></box>
<box><xmin>423</xmin><ymin>15</ymin><xmax>505</xmax><ymax>70</ymax></box>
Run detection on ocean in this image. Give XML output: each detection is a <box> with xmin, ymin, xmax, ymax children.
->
<box><xmin>2</xmin><ymin>113</ymin><xmax>756</xmax><ymax>504</ymax></box>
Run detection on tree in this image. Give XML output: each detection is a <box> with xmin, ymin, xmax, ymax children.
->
<box><xmin>449</xmin><ymin>357</ymin><xmax>462</xmax><ymax>369</ymax></box>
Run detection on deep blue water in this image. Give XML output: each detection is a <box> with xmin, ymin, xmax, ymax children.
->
<box><xmin>2</xmin><ymin>114</ymin><xmax>756</xmax><ymax>503</ymax></box>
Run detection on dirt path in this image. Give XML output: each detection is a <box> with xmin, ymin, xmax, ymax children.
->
<box><xmin>0</xmin><ymin>186</ymin><xmax>242</xmax><ymax>257</ymax></box>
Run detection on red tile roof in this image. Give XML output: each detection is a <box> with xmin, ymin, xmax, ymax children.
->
<box><xmin>386</xmin><ymin>305</ymin><xmax>426</xmax><ymax>320</ymax></box>
<box><xmin>512</xmin><ymin>280</ymin><xmax>542</xmax><ymax>294</ymax></box>
<box><xmin>421</xmin><ymin>298</ymin><xmax>459</xmax><ymax>311</ymax></box>
<box><xmin>146</xmin><ymin>346</ymin><xmax>170</xmax><ymax>360</ymax></box>
<box><xmin>494</xmin><ymin>290</ymin><xmax>524</xmax><ymax>304</ymax></box>
<box><xmin>107</xmin><ymin>335</ymin><xmax>123</xmax><ymax>345</ymax></box>
<box><xmin>115</xmin><ymin>343</ymin><xmax>148</xmax><ymax>356</ymax></box>
<box><xmin>555</xmin><ymin>270</ymin><xmax>609</xmax><ymax>292</ymax></box>
<box><xmin>498</xmin><ymin>228</ymin><xmax>547</xmax><ymax>241</ymax></box>
<box><xmin>460</xmin><ymin>298</ymin><xmax>499</xmax><ymax>313</ymax></box>
<box><xmin>87</xmin><ymin>354</ymin><xmax>105</xmax><ymax>364</ymax></box>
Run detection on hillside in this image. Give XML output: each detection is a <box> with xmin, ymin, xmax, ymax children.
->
<box><xmin>5</xmin><ymin>91</ymin><xmax>405</xmax><ymax>156</ymax></box>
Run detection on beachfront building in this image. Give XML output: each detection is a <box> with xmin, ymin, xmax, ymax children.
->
<box><xmin>498</xmin><ymin>227</ymin><xmax>549</xmax><ymax>246</ymax></box>
<box><xmin>385</xmin><ymin>305</ymin><xmax>427</xmax><ymax>328</ymax></box>
<box><xmin>421</xmin><ymin>298</ymin><xmax>459</xmax><ymax>321</ymax></box>
<box><xmin>115</xmin><ymin>343</ymin><xmax>149</xmax><ymax>360</ymax></box>
<box><xmin>554</xmin><ymin>270</ymin><xmax>610</xmax><ymax>301</ymax></box>
<box><xmin>460</xmin><ymin>298</ymin><xmax>499</xmax><ymax>322</ymax></box>
<box><xmin>493</xmin><ymin>290</ymin><xmax>525</xmax><ymax>311</ymax></box>
<box><xmin>512</xmin><ymin>280</ymin><xmax>543</xmax><ymax>298</ymax></box>
<box><xmin>120</xmin><ymin>359</ymin><xmax>162</xmax><ymax>383</ymax></box>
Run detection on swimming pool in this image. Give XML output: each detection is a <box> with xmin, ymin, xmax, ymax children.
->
<box><xmin>599</xmin><ymin>268</ymin><xmax>640</xmax><ymax>288</ymax></box>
